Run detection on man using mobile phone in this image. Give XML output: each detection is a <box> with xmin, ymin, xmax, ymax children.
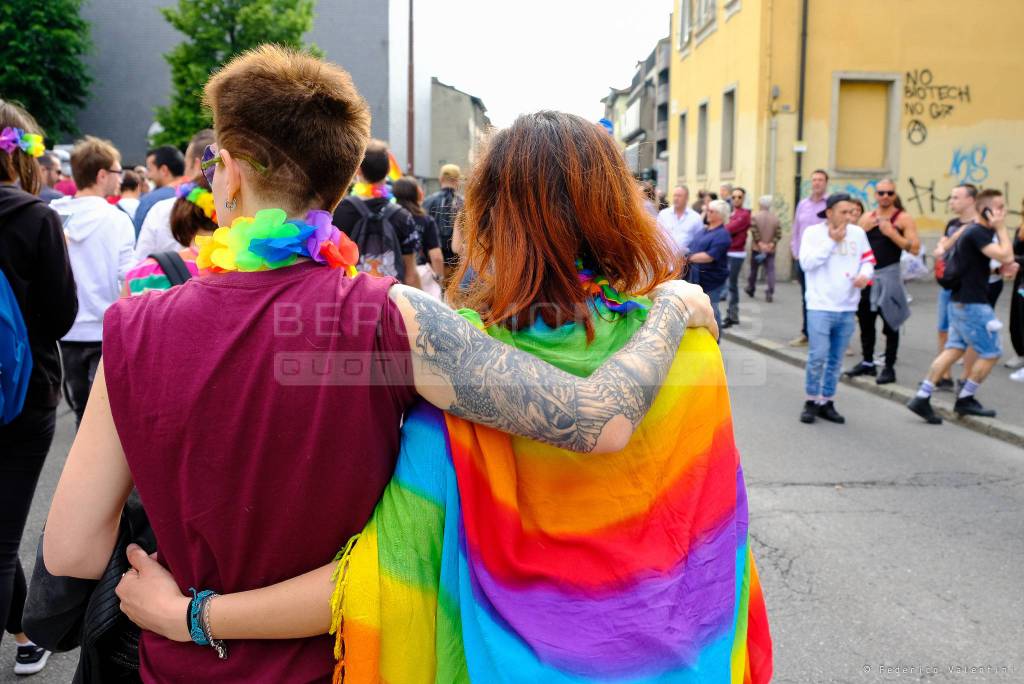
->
<box><xmin>908</xmin><ymin>189</ymin><xmax>1016</xmax><ymax>423</ymax></box>
<box><xmin>846</xmin><ymin>179</ymin><xmax>920</xmax><ymax>385</ymax></box>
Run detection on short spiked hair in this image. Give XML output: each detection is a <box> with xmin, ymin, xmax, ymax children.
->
<box><xmin>203</xmin><ymin>45</ymin><xmax>372</xmax><ymax>212</ymax></box>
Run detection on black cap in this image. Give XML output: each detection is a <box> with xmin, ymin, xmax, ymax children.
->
<box><xmin>817</xmin><ymin>192</ymin><xmax>853</xmax><ymax>219</ymax></box>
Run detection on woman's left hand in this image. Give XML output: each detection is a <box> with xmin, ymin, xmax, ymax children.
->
<box><xmin>115</xmin><ymin>544</ymin><xmax>192</xmax><ymax>642</ymax></box>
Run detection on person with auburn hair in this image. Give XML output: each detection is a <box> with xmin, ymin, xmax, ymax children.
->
<box><xmin>0</xmin><ymin>99</ymin><xmax>77</xmax><ymax>677</ymax></box>
<box><xmin>42</xmin><ymin>48</ymin><xmax>715</xmax><ymax>682</ymax></box>
<box><xmin>111</xmin><ymin>111</ymin><xmax>771</xmax><ymax>684</ymax></box>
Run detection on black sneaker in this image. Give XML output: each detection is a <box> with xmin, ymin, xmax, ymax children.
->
<box><xmin>875</xmin><ymin>366</ymin><xmax>896</xmax><ymax>385</ymax></box>
<box><xmin>953</xmin><ymin>396</ymin><xmax>997</xmax><ymax>417</ymax></box>
<box><xmin>744</xmin><ymin>287</ymin><xmax>755</xmax><ymax>298</ymax></box>
<box><xmin>722</xmin><ymin>317</ymin><xmax>738</xmax><ymax>329</ymax></box>
<box><xmin>935</xmin><ymin>378</ymin><xmax>955</xmax><ymax>392</ymax></box>
<box><xmin>844</xmin><ymin>361</ymin><xmax>877</xmax><ymax>377</ymax></box>
<box><xmin>906</xmin><ymin>396</ymin><xmax>943</xmax><ymax>424</ymax></box>
<box><xmin>800</xmin><ymin>401</ymin><xmax>817</xmax><ymax>424</ymax></box>
<box><xmin>14</xmin><ymin>643</ymin><xmax>50</xmax><ymax>676</ymax></box>
<box><xmin>817</xmin><ymin>400</ymin><xmax>846</xmax><ymax>424</ymax></box>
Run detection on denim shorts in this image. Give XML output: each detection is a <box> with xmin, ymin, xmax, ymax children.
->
<box><xmin>937</xmin><ymin>287</ymin><xmax>952</xmax><ymax>333</ymax></box>
<box><xmin>946</xmin><ymin>303</ymin><xmax>1003</xmax><ymax>359</ymax></box>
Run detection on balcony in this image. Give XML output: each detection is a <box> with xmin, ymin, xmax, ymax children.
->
<box><xmin>656</xmin><ymin>83</ymin><xmax>670</xmax><ymax>106</ymax></box>
<box><xmin>657</xmin><ymin>41</ymin><xmax>671</xmax><ymax>71</ymax></box>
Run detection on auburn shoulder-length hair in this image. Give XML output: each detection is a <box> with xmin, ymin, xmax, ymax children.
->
<box><xmin>451</xmin><ymin>111</ymin><xmax>678</xmax><ymax>340</ymax></box>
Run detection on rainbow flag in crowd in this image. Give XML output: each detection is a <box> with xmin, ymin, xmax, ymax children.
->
<box><xmin>331</xmin><ymin>300</ymin><xmax>773</xmax><ymax>684</ymax></box>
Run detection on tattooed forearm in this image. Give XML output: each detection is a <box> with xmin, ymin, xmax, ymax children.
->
<box><xmin>398</xmin><ymin>288</ymin><xmax>690</xmax><ymax>453</ymax></box>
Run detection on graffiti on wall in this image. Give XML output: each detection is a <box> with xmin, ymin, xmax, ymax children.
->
<box><xmin>906</xmin><ymin>176</ymin><xmax>1021</xmax><ymax>218</ymax></box>
<box><xmin>949</xmin><ymin>145</ymin><xmax>988</xmax><ymax>184</ymax></box>
<box><xmin>903</xmin><ymin>68</ymin><xmax>972</xmax><ymax>146</ymax></box>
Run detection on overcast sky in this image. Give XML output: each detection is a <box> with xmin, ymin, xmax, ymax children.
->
<box><xmin>414</xmin><ymin>0</ymin><xmax>673</xmax><ymax>128</ymax></box>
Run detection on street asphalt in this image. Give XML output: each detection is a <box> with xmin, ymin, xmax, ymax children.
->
<box><xmin>2</xmin><ymin>341</ymin><xmax>1022</xmax><ymax>682</ymax></box>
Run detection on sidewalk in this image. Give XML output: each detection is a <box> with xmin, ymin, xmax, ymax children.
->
<box><xmin>721</xmin><ymin>277</ymin><xmax>1024</xmax><ymax>447</ymax></box>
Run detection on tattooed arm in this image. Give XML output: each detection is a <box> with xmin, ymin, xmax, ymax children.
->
<box><xmin>389</xmin><ymin>280</ymin><xmax>713</xmax><ymax>454</ymax></box>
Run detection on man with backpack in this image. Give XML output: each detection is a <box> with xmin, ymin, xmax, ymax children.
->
<box><xmin>423</xmin><ymin>163</ymin><xmax>465</xmax><ymax>288</ymax></box>
<box><xmin>932</xmin><ymin>183</ymin><xmax>978</xmax><ymax>390</ymax></box>
<box><xmin>907</xmin><ymin>189</ymin><xmax>1016</xmax><ymax>423</ymax></box>
<box><xmin>333</xmin><ymin>139</ymin><xmax>421</xmax><ymax>288</ymax></box>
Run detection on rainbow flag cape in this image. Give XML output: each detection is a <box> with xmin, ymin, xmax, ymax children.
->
<box><xmin>331</xmin><ymin>297</ymin><xmax>772</xmax><ymax>684</ymax></box>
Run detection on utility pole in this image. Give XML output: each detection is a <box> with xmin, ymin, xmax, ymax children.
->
<box><xmin>406</xmin><ymin>0</ymin><xmax>415</xmax><ymax>175</ymax></box>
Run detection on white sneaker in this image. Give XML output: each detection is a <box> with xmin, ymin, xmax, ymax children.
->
<box><xmin>1004</xmin><ymin>356</ymin><xmax>1024</xmax><ymax>370</ymax></box>
<box><xmin>13</xmin><ymin>642</ymin><xmax>50</xmax><ymax>676</ymax></box>
<box><xmin>1010</xmin><ymin>367</ymin><xmax>1024</xmax><ymax>383</ymax></box>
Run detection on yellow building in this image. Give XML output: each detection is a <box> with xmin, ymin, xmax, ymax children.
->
<box><xmin>667</xmin><ymin>0</ymin><xmax>1024</xmax><ymax>274</ymax></box>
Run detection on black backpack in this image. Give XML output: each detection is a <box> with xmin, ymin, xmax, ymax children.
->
<box><xmin>344</xmin><ymin>196</ymin><xmax>405</xmax><ymax>280</ymax></box>
<box><xmin>425</xmin><ymin>188</ymin><xmax>463</xmax><ymax>263</ymax></box>
<box><xmin>148</xmin><ymin>251</ymin><xmax>193</xmax><ymax>287</ymax></box>
<box><xmin>935</xmin><ymin>238</ymin><xmax>964</xmax><ymax>292</ymax></box>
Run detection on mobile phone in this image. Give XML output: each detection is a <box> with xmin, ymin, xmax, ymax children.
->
<box><xmin>982</xmin><ymin>207</ymin><xmax>993</xmax><ymax>221</ymax></box>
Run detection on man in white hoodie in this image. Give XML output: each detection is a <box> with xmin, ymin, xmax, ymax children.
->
<box><xmin>798</xmin><ymin>193</ymin><xmax>876</xmax><ymax>425</ymax></box>
<box><xmin>51</xmin><ymin>136</ymin><xmax>135</xmax><ymax>427</ymax></box>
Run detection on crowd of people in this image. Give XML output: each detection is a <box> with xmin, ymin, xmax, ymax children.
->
<box><xmin>656</xmin><ymin>168</ymin><xmax>1024</xmax><ymax>425</ymax></box>
<box><xmin>0</xmin><ymin>44</ymin><xmax>778</xmax><ymax>683</ymax></box>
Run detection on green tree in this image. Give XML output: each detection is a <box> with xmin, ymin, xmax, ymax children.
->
<box><xmin>0</xmin><ymin>0</ymin><xmax>92</xmax><ymax>140</ymax></box>
<box><xmin>154</xmin><ymin>0</ymin><xmax>320</xmax><ymax>148</ymax></box>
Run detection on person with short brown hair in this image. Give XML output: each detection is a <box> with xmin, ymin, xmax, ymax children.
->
<box><xmin>909</xmin><ymin>189</ymin><xmax>1016</xmax><ymax>422</ymax></box>
<box><xmin>68</xmin><ymin>136</ymin><xmax>120</xmax><ymax>192</ymax></box>
<box><xmin>51</xmin><ymin>137</ymin><xmax>134</xmax><ymax>427</ymax></box>
<box><xmin>44</xmin><ymin>48</ymin><xmax>711</xmax><ymax>682</ymax></box>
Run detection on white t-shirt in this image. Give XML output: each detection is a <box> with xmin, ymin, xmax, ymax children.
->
<box><xmin>657</xmin><ymin>206</ymin><xmax>704</xmax><ymax>255</ymax></box>
<box><xmin>133</xmin><ymin>196</ymin><xmax>181</xmax><ymax>263</ymax></box>
<box><xmin>799</xmin><ymin>223</ymin><xmax>876</xmax><ymax>312</ymax></box>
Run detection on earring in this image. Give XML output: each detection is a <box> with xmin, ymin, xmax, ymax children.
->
<box><xmin>225</xmin><ymin>197</ymin><xmax>237</xmax><ymax>210</ymax></box>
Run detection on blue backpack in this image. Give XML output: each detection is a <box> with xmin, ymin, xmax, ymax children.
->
<box><xmin>0</xmin><ymin>268</ymin><xmax>32</xmax><ymax>424</ymax></box>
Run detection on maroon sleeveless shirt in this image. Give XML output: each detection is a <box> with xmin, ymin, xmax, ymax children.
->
<box><xmin>104</xmin><ymin>263</ymin><xmax>416</xmax><ymax>682</ymax></box>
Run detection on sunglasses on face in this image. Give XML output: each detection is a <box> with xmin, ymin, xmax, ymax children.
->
<box><xmin>877</xmin><ymin>190</ymin><xmax>895</xmax><ymax>196</ymax></box>
<box><xmin>201</xmin><ymin>144</ymin><xmax>269</xmax><ymax>186</ymax></box>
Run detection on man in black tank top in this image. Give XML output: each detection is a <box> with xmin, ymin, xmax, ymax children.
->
<box><xmin>845</xmin><ymin>179</ymin><xmax>921</xmax><ymax>384</ymax></box>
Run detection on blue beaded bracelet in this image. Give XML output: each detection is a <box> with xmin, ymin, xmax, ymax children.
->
<box><xmin>188</xmin><ymin>588</ymin><xmax>215</xmax><ymax>646</ymax></box>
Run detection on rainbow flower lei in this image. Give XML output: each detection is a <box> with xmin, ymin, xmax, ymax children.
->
<box><xmin>352</xmin><ymin>181</ymin><xmax>393</xmax><ymax>201</ymax></box>
<box><xmin>196</xmin><ymin>208</ymin><xmax>359</xmax><ymax>274</ymax></box>
<box><xmin>576</xmin><ymin>259</ymin><xmax>647</xmax><ymax>314</ymax></box>
<box><xmin>176</xmin><ymin>182</ymin><xmax>217</xmax><ymax>222</ymax></box>
<box><xmin>0</xmin><ymin>127</ymin><xmax>44</xmax><ymax>158</ymax></box>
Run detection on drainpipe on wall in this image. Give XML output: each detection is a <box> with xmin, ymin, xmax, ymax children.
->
<box><xmin>793</xmin><ymin>0</ymin><xmax>809</xmax><ymax>214</ymax></box>
<box><xmin>791</xmin><ymin>0</ymin><xmax>810</xmax><ymax>279</ymax></box>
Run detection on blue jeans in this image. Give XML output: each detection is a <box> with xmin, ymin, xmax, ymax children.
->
<box><xmin>707</xmin><ymin>283</ymin><xmax>726</xmax><ymax>339</ymax></box>
<box><xmin>805</xmin><ymin>310</ymin><xmax>856</xmax><ymax>399</ymax></box>
<box><xmin>726</xmin><ymin>256</ymin><xmax>745</xmax><ymax>320</ymax></box>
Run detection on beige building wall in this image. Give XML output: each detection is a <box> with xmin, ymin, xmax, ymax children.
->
<box><xmin>668</xmin><ymin>0</ymin><xmax>1024</xmax><ymax>276</ymax></box>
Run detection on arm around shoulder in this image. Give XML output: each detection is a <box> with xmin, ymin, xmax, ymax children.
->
<box><xmin>388</xmin><ymin>281</ymin><xmax>704</xmax><ymax>454</ymax></box>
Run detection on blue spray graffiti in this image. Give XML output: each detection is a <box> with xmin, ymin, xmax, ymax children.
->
<box><xmin>799</xmin><ymin>179</ymin><xmax>880</xmax><ymax>209</ymax></box>
<box><xmin>949</xmin><ymin>145</ymin><xmax>988</xmax><ymax>184</ymax></box>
